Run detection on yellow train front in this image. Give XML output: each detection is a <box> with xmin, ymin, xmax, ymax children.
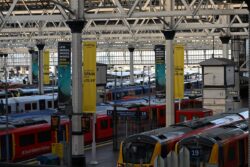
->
<box><xmin>117</xmin><ymin>134</ymin><xmax>162</xmax><ymax>167</ymax></box>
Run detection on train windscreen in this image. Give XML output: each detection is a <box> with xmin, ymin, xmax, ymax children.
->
<box><xmin>122</xmin><ymin>141</ymin><xmax>155</xmax><ymax>164</ymax></box>
<box><xmin>178</xmin><ymin>137</ymin><xmax>214</xmax><ymax>167</ymax></box>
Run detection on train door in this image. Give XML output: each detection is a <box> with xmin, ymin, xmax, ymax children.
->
<box><xmin>96</xmin><ymin>117</ymin><xmax>111</xmax><ymax>140</ymax></box>
<box><xmin>0</xmin><ymin>135</ymin><xmax>12</xmax><ymax>161</ymax></box>
<box><xmin>238</xmin><ymin>139</ymin><xmax>245</xmax><ymax>167</ymax></box>
<box><xmin>39</xmin><ymin>99</ymin><xmax>46</xmax><ymax>110</ymax></box>
<box><xmin>225</xmin><ymin>144</ymin><xmax>238</xmax><ymax>167</ymax></box>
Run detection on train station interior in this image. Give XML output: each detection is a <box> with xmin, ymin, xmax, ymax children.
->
<box><xmin>0</xmin><ymin>0</ymin><xmax>249</xmax><ymax>167</ymax></box>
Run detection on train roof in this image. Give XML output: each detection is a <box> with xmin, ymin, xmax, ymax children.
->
<box><xmin>96</xmin><ymin>104</ymin><xmax>128</xmax><ymax>114</ymax></box>
<box><xmin>176</xmin><ymin>108</ymin><xmax>212</xmax><ymax>112</ymax></box>
<box><xmin>0</xmin><ymin>109</ymin><xmax>68</xmax><ymax>129</ymax></box>
<box><xmin>221</xmin><ymin>107</ymin><xmax>248</xmax><ymax>119</ymax></box>
<box><xmin>140</xmin><ymin>126</ymin><xmax>192</xmax><ymax>141</ymax></box>
<box><xmin>124</xmin><ymin>109</ymin><xmax>248</xmax><ymax>143</ymax></box>
<box><xmin>0</xmin><ymin>93</ymin><xmax>58</xmax><ymax>104</ymax></box>
<box><xmin>17</xmin><ymin>87</ymin><xmax>58</xmax><ymax>93</ymax></box>
<box><xmin>178</xmin><ymin>120</ymin><xmax>248</xmax><ymax>146</ymax></box>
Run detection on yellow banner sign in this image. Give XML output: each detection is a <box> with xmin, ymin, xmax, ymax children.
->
<box><xmin>52</xmin><ymin>143</ymin><xmax>63</xmax><ymax>158</ymax></box>
<box><xmin>43</xmin><ymin>50</ymin><xmax>50</xmax><ymax>84</ymax></box>
<box><xmin>83</xmin><ymin>41</ymin><xmax>96</xmax><ymax>113</ymax></box>
<box><xmin>174</xmin><ymin>45</ymin><xmax>184</xmax><ymax>99</ymax></box>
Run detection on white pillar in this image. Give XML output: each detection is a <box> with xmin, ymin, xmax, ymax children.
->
<box><xmin>36</xmin><ymin>43</ymin><xmax>45</xmax><ymax>95</ymax></box>
<box><xmin>162</xmin><ymin>0</ymin><xmax>175</xmax><ymax>127</ymax></box>
<box><xmin>66</xmin><ymin>0</ymin><xmax>86</xmax><ymax>166</ymax></box>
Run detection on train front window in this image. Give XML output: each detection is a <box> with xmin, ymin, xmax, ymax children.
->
<box><xmin>186</xmin><ymin>144</ymin><xmax>212</xmax><ymax>167</ymax></box>
<box><xmin>123</xmin><ymin>142</ymin><xmax>155</xmax><ymax>164</ymax></box>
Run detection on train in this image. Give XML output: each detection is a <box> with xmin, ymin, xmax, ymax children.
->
<box><xmin>0</xmin><ymin>101</ymin><xmax>214</xmax><ymax>162</ymax></box>
<box><xmin>127</xmin><ymin>98</ymin><xmax>207</xmax><ymax>127</ymax></box>
<box><xmin>176</xmin><ymin>120</ymin><xmax>248</xmax><ymax>167</ymax></box>
<box><xmin>0</xmin><ymin>87</ymin><xmax>58</xmax><ymax>98</ymax></box>
<box><xmin>0</xmin><ymin>94</ymin><xmax>58</xmax><ymax>115</ymax></box>
<box><xmin>105</xmin><ymin>85</ymin><xmax>155</xmax><ymax>101</ymax></box>
<box><xmin>105</xmin><ymin>77</ymin><xmax>202</xmax><ymax>101</ymax></box>
<box><xmin>117</xmin><ymin>108</ymin><xmax>248</xmax><ymax>167</ymax></box>
<box><xmin>0</xmin><ymin>107</ymin><xmax>117</xmax><ymax>162</ymax></box>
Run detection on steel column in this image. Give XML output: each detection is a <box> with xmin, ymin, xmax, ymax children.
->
<box><xmin>36</xmin><ymin>43</ymin><xmax>45</xmax><ymax>95</ymax></box>
<box><xmin>128</xmin><ymin>46</ymin><xmax>135</xmax><ymax>85</ymax></box>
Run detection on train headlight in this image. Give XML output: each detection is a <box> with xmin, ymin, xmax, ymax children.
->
<box><xmin>117</xmin><ymin>163</ymin><xmax>125</xmax><ymax>167</ymax></box>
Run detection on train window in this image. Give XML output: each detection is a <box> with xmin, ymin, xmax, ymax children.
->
<box><xmin>159</xmin><ymin>109</ymin><xmax>165</xmax><ymax>117</ymax></box>
<box><xmin>19</xmin><ymin>134</ymin><xmax>35</xmax><ymax>147</ymax></box>
<box><xmin>48</xmin><ymin>101</ymin><xmax>52</xmax><ymax>108</ymax></box>
<box><xmin>25</xmin><ymin>103</ymin><xmax>31</xmax><ymax>111</ymax></box>
<box><xmin>228</xmin><ymin>146</ymin><xmax>235</xmax><ymax>161</ymax></box>
<box><xmin>39</xmin><ymin>100</ymin><xmax>46</xmax><ymax>110</ymax></box>
<box><xmin>38</xmin><ymin>131</ymin><xmax>51</xmax><ymax>143</ymax></box>
<box><xmin>123</xmin><ymin>142</ymin><xmax>155</xmax><ymax>164</ymax></box>
<box><xmin>100</xmin><ymin>119</ymin><xmax>108</xmax><ymax>129</ymax></box>
<box><xmin>180</xmin><ymin>115</ymin><xmax>187</xmax><ymax>122</ymax></box>
<box><xmin>32</xmin><ymin>103</ymin><xmax>37</xmax><ymax>110</ymax></box>
<box><xmin>192</xmin><ymin>115</ymin><xmax>199</xmax><ymax>120</ymax></box>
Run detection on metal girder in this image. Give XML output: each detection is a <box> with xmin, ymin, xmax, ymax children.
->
<box><xmin>84</xmin><ymin>9</ymin><xmax>248</xmax><ymax>19</ymax></box>
<box><xmin>4</xmin><ymin>8</ymin><xmax>248</xmax><ymax>22</ymax></box>
<box><xmin>0</xmin><ymin>22</ymin><xmax>248</xmax><ymax>33</ymax></box>
<box><xmin>0</xmin><ymin>0</ymin><xmax>19</xmax><ymax>30</ymax></box>
<box><xmin>0</xmin><ymin>0</ymin><xmax>248</xmax><ymax>52</ymax></box>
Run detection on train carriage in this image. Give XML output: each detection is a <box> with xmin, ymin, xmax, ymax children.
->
<box><xmin>0</xmin><ymin>94</ymin><xmax>58</xmax><ymax>114</ymax></box>
<box><xmin>176</xmin><ymin>120</ymin><xmax>248</xmax><ymax>167</ymax></box>
<box><xmin>117</xmin><ymin>108</ymin><xmax>249</xmax><ymax>167</ymax></box>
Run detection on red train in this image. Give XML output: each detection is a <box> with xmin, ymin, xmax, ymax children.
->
<box><xmin>117</xmin><ymin>108</ymin><xmax>248</xmax><ymax>166</ymax></box>
<box><xmin>128</xmin><ymin>98</ymin><xmax>211</xmax><ymax>127</ymax></box>
<box><xmin>0</xmin><ymin>99</ymin><xmax>211</xmax><ymax>162</ymax></box>
<box><xmin>0</xmin><ymin>113</ymin><xmax>113</xmax><ymax>162</ymax></box>
<box><xmin>176</xmin><ymin>120</ymin><xmax>248</xmax><ymax>167</ymax></box>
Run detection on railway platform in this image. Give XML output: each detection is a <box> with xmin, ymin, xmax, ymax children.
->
<box><xmin>85</xmin><ymin>142</ymin><xmax>118</xmax><ymax>167</ymax></box>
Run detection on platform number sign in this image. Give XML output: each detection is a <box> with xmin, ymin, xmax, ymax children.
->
<box><xmin>51</xmin><ymin>115</ymin><xmax>60</xmax><ymax>131</ymax></box>
<box><xmin>81</xmin><ymin>115</ymin><xmax>91</xmax><ymax>133</ymax></box>
<box><xmin>190</xmin><ymin>148</ymin><xmax>201</xmax><ymax>158</ymax></box>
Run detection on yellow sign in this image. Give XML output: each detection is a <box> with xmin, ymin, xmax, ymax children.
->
<box><xmin>43</xmin><ymin>50</ymin><xmax>50</xmax><ymax>84</ymax></box>
<box><xmin>174</xmin><ymin>45</ymin><xmax>184</xmax><ymax>98</ymax></box>
<box><xmin>52</xmin><ymin>143</ymin><xmax>63</xmax><ymax>158</ymax></box>
<box><xmin>83</xmin><ymin>41</ymin><xmax>96</xmax><ymax>113</ymax></box>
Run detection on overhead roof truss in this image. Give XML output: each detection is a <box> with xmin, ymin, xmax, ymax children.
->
<box><xmin>0</xmin><ymin>0</ymin><xmax>248</xmax><ymax>53</ymax></box>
